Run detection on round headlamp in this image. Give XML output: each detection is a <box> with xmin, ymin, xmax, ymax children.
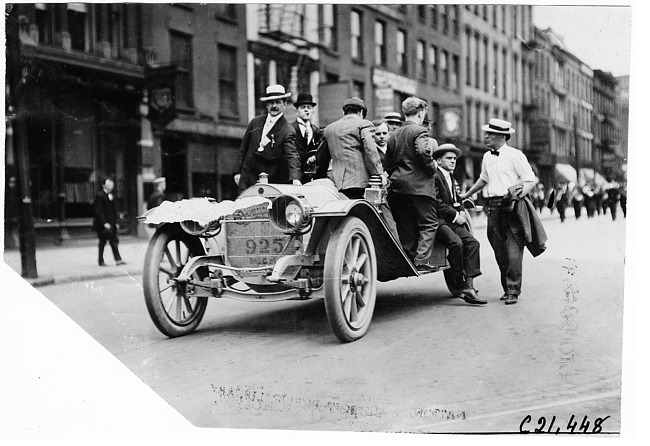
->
<box><xmin>269</xmin><ymin>195</ymin><xmax>312</xmax><ymax>233</ymax></box>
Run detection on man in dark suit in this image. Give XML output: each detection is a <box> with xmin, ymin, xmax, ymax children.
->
<box><xmin>233</xmin><ymin>84</ymin><xmax>302</xmax><ymax>193</ymax></box>
<box><xmin>92</xmin><ymin>178</ymin><xmax>125</xmax><ymax>266</ymax></box>
<box><xmin>384</xmin><ymin>97</ymin><xmax>439</xmax><ymax>272</ymax></box>
<box><xmin>433</xmin><ymin>144</ymin><xmax>486</xmax><ymax>305</ymax></box>
<box><xmin>291</xmin><ymin>92</ymin><xmax>321</xmax><ymax>182</ymax></box>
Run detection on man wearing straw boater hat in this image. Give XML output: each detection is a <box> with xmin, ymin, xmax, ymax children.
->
<box><xmin>233</xmin><ymin>84</ymin><xmax>301</xmax><ymax>192</ymax></box>
<box><xmin>460</xmin><ymin>118</ymin><xmax>544</xmax><ymax>305</ymax></box>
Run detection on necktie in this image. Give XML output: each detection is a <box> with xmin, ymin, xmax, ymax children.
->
<box><xmin>490</xmin><ymin>149</ymin><xmax>500</xmax><ymax>156</ymax></box>
<box><xmin>304</xmin><ymin>124</ymin><xmax>312</xmax><ymax>144</ymax></box>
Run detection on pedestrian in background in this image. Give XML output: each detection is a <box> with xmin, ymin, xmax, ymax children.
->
<box><xmin>92</xmin><ymin>178</ymin><xmax>126</xmax><ymax>266</ymax></box>
<box><xmin>555</xmin><ymin>183</ymin><xmax>569</xmax><ymax>223</ymax></box>
<box><xmin>459</xmin><ymin>118</ymin><xmax>542</xmax><ymax>305</ymax></box>
<box><xmin>372</xmin><ymin>120</ymin><xmax>390</xmax><ymax>166</ymax></box>
<box><xmin>571</xmin><ymin>184</ymin><xmax>584</xmax><ymax>220</ymax></box>
<box><xmin>619</xmin><ymin>183</ymin><xmax>627</xmax><ymax>218</ymax></box>
<box><xmin>147</xmin><ymin>177</ymin><xmax>167</xmax><ymax>210</ymax></box>
<box><xmin>383</xmin><ymin>112</ymin><xmax>403</xmax><ymax>135</ymax></box>
<box><xmin>583</xmin><ymin>183</ymin><xmax>596</xmax><ymax>218</ymax></box>
<box><xmin>607</xmin><ymin>181</ymin><xmax>621</xmax><ymax>220</ymax></box>
<box><xmin>384</xmin><ymin>97</ymin><xmax>439</xmax><ymax>272</ymax></box>
<box><xmin>291</xmin><ymin>92</ymin><xmax>321</xmax><ymax>182</ymax></box>
<box><xmin>233</xmin><ymin>84</ymin><xmax>302</xmax><ymax>192</ymax></box>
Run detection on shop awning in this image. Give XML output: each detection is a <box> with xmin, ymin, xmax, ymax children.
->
<box><xmin>555</xmin><ymin>163</ymin><xmax>577</xmax><ymax>184</ymax></box>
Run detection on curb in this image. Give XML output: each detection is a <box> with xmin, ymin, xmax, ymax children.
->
<box><xmin>25</xmin><ymin>267</ymin><xmax>143</xmax><ymax>288</ymax></box>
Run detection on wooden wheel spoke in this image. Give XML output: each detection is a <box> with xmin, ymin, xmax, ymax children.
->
<box><xmin>163</xmin><ymin>247</ymin><xmax>178</xmax><ymax>270</ymax></box>
<box><xmin>175</xmin><ymin>240</ymin><xmax>182</xmax><ymax>265</ymax></box>
<box><xmin>182</xmin><ymin>295</ymin><xmax>194</xmax><ymax>314</ymax></box>
<box><xmin>349</xmin><ymin>291</ymin><xmax>359</xmax><ymax>322</ymax></box>
<box><xmin>355</xmin><ymin>289</ymin><xmax>366</xmax><ymax>308</ymax></box>
<box><xmin>350</xmin><ymin>237</ymin><xmax>361</xmax><ymax>263</ymax></box>
<box><xmin>342</xmin><ymin>289</ymin><xmax>353</xmax><ymax>319</ymax></box>
<box><xmin>158</xmin><ymin>283</ymin><xmax>174</xmax><ymax>293</ymax></box>
<box><xmin>356</xmin><ymin>252</ymin><xmax>368</xmax><ymax>271</ymax></box>
<box><xmin>159</xmin><ymin>265</ymin><xmax>175</xmax><ymax>277</ymax></box>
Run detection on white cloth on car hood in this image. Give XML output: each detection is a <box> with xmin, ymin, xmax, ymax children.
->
<box><xmin>142</xmin><ymin>196</ymin><xmax>271</xmax><ymax>225</ymax></box>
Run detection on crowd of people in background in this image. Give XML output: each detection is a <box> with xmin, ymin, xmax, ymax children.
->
<box><xmin>523</xmin><ymin>179</ymin><xmax>627</xmax><ymax>222</ymax></box>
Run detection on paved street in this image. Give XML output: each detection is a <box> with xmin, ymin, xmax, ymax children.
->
<box><xmin>14</xmin><ymin>212</ymin><xmax>626</xmax><ymax>434</ymax></box>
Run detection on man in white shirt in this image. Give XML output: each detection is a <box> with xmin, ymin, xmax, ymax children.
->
<box><xmin>459</xmin><ymin>119</ymin><xmax>536</xmax><ymax>305</ymax></box>
<box><xmin>433</xmin><ymin>144</ymin><xmax>485</xmax><ymax>305</ymax></box>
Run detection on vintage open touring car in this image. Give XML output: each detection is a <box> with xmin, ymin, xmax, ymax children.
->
<box><xmin>139</xmin><ymin>176</ymin><xmax>479</xmax><ymax>342</ymax></box>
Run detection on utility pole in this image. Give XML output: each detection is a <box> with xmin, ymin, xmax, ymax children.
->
<box><xmin>7</xmin><ymin>6</ymin><xmax>38</xmax><ymax>278</ymax></box>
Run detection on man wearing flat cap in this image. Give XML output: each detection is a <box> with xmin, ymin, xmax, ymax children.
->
<box><xmin>433</xmin><ymin>144</ymin><xmax>486</xmax><ymax>305</ymax></box>
<box><xmin>460</xmin><ymin>118</ymin><xmax>543</xmax><ymax>305</ymax></box>
<box><xmin>291</xmin><ymin>92</ymin><xmax>321</xmax><ymax>182</ymax></box>
<box><xmin>233</xmin><ymin>84</ymin><xmax>302</xmax><ymax>192</ymax></box>
<box><xmin>315</xmin><ymin>97</ymin><xmax>400</xmax><ymax>241</ymax></box>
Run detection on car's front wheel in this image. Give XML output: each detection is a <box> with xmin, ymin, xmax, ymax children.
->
<box><xmin>143</xmin><ymin>223</ymin><xmax>208</xmax><ymax>337</ymax></box>
<box><xmin>323</xmin><ymin>217</ymin><xmax>377</xmax><ymax>342</ymax></box>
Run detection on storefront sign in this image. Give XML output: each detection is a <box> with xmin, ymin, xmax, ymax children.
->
<box><xmin>372</xmin><ymin>68</ymin><xmax>417</xmax><ymax>95</ymax></box>
<box><xmin>145</xmin><ymin>64</ymin><xmax>178</xmax><ymax>128</ymax></box>
<box><xmin>440</xmin><ymin>107</ymin><xmax>462</xmax><ymax>138</ymax></box>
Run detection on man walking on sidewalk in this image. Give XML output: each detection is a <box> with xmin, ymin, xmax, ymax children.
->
<box><xmin>93</xmin><ymin>178</ymin><xmax>126</xmax><ymax>266</ymax></box>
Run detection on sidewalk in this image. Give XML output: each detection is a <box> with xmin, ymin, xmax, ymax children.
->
<box><xmin>2</xmin><ymin>210</ymin><xmax>564</xmax><ymax>288</ymax></box>
<box><xmin>2</xmin><ymin>235</ymin><xmax>149</xmax><ymax>288</ymax></box>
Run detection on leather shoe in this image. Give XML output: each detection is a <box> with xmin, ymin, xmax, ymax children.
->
<box><xmin>504</xmin><ymin>294</ymin><xmax>518</xmax><ymax>305</ymax></box>
<box><xmin>116</xmin><ymin>260</ymin><xmax>127</xmax><ymax>266</ymax></box>
<box><xmin>98</xmin><ymin>262</ymin><xmax>107</xmax><ymax>267</ymax></box>
<box><xmin>460</xmin><ymin>289</ymin><xmax>487</xmax><ymax>305</ymax></box>
<box><xmin>415</xmin><ymin>262</ymin><xmax>438</xmax><ymax>274</ymax></box>
<box><xmin>499</xmin><ymin>293</ymin><xmax>508</xmax><ymax>301</ymax></box>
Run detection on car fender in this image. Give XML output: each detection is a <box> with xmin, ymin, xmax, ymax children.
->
<box><xmin>310</xmin><ymin>200</ymin><xmax>418</xmax><ymax>281</ymax></box>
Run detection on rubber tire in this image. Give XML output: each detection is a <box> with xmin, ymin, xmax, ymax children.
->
<box><xmin>323</xmin><ymin>217</ymin><xmax>377</xmax><ymax>342</ymax></box>
<box><xmin>143</xmin><ymin>223</ymin><xmax>208</xmax><ymax>337</ymax></box>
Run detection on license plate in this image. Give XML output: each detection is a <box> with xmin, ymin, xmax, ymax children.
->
<box><xmin>225</xmin><ymin>219</ymin><xmax>292</xmax><ymax>268</ymax></box>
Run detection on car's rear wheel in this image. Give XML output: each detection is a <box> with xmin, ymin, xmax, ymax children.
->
<box><xmin>143</xmin><ymin>223</ymin><xmax>208</xmax><ymax>337</ymax></box>
<box><xmin>323</xmin><ymin>217</ymin><xmax>377</xmax><ymax>342</ymax></box>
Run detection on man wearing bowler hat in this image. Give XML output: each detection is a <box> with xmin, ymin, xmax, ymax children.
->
<box><xmin>291</xmin><ymin>92</ymin><xmax>321</xmax><ymax>182</ymax></box>
<box><xmin>459</xmin><ymin>118</ymin><xmax>538</xmax><ymax>305</ymax></box>
<box><xmin>433</xmin><ymin>144</ymin><xmax>486</xmax><ymax>305</ymax></box>
<box><xmin>233</xmin><ymin>84</ymin><xmax>302</xmax><ymax>192</ymax></box>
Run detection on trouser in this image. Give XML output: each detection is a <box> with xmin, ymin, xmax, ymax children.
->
<box><xmin>97</xmin><ymin>228</ymin><xmax>122</xmax><ymax>263</ymax></box>
<box><xmin>436</xmin><ymin>223</ymin><xmax>481</xmax><ymax>282</ymax></box>
<box><xmin>387</xmin><ymin>192</ymin><xmax>438</xmax><ymax>265</ymax></box>
<box><xmin>573</xmin><ymin>200</ymin><xmax>583</xmax><ymax>219</ymax></box>
<box><xmin>486</xmin><ymin>201</ymin><xmax>524</xmax><ymax>296</ymax></box>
